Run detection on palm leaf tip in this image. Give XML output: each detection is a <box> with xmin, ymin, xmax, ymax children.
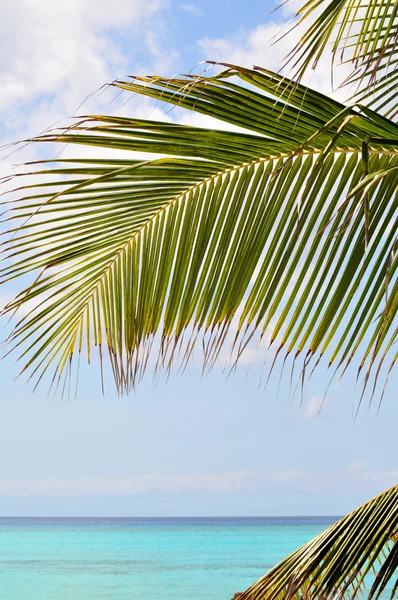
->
<box><xmin>280</xmin><ymin>0</ymin><xmax>398</xmax><ymax>119</ymax></box>
<box><xmin>0</xmin><ymin>65</ymin><xmax>397</xmax><ymax>400</ymax></box>
<box><xmin>239</xmin><ymin>485</ymin><xmax>398</xmax><ymax>600</ymax></box>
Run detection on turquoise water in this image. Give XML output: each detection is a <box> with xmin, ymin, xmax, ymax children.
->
<box><xmin>0</xmin><ymin>517</ymin><xmax>385</xmax><ymax>599</ymax></box>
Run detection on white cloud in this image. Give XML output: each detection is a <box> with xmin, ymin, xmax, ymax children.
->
<box><xmin>302</xmin><ymin>396</ymin><xmax>331</xmax><ymax>420</ymax></box>
<box><xmin>0</xmin><ymin>0</ymin><xmax>165</xmax><ymax>108</ymax></box>
<box><xmin>198</xmin><ymin>18</ymin><xmax>352</xmax><ymax>100</ymax></box>
<box><xmin>279</xmin><ymin>0</ymin><xmax>310</xmax><ymax>17</ymax></box>
<box><xmin>0</xmin><ymin>0</ymin><xmax>173</xmax><ymax>147</ymax></box>
<box><xmin>0</xmin><ymin>471</ymin><xmax>265</xmax><ymax>497</ymax></box>
<box><xmin>179</xmin><ymin>3</ymin><xmax>203</xmax><ymax>16</ymax></box>
<box><xmin>0</xmin><ymin>464</ymin><xmax>396</xmax><ymax>497</ymax></box>
<box><xmin>0</xmin><ymin>293</ymin><xmax>16</xmax><ymax>314</ymax></box>
<box><xmin>0</xmin><ymin>290</ymin><xmax>45</xmax><ymax>320</ymax></box>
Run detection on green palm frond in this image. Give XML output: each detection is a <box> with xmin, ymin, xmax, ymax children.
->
<box><xmin>1</xmin><ymin>66</ymin><xmax>398</xmax><ymax>398</ymax></box>
<box><xmin>282</xmin><ymin>0</ymin><xmax>398</xmax><ymax>117</ymax></box>
<box><xmin>238</xmin><ymin>485</ymin><xmax>398</xmax><ymax>600</ymax></box>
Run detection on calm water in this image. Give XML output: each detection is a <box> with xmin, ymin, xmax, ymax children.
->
<box><xmin>0</xmin><ymin>516</ymin><xmax>382</xmax><ymax>599</ymax></box>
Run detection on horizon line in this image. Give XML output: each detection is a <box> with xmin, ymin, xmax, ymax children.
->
<box><xmin>0</xmin><ymin>514</ymin><xmax>343</xmax><ymax>519</ymax></box>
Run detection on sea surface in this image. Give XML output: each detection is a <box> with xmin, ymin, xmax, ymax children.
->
<box><xmin>0</xmin><ymin>516</ymin><xmax>388</xmax><ymax>600</ymax></box>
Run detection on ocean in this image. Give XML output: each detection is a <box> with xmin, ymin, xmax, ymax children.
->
<box><xmin>0</xmin><ymin>516</ymin><xmax>384</xmax><ymax>599</ymax></box>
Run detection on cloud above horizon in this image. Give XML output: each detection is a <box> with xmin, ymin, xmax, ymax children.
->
<box><xmin>0</xmin><ymin>463</ymin><xmax>395</xmax><ymax>498</ymax></box>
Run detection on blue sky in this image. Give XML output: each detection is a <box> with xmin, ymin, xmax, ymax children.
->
<box><xmin>0</xmin><ymin>0</ymin><xmax>396</xmax><ymax>517</ymax></box>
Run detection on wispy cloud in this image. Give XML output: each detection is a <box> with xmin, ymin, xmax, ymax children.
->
<box><xmin>0</xmin><ymin>471</ymin><xmax>266</xmax><ymax>497</ymax></box>
<box><xmin>301</xmin><ymin>396</ymin><xmax>332</xmax><ymax>420</ymax></box>
<box><xmin>179</xmin><ymin>3</ymin><xmax>203</xmax><ymax>16</ymax></box>
<box><xmin>1</xmin><ymin>464</ymin><xmax>396</xmax><ymax>497</ymax></box>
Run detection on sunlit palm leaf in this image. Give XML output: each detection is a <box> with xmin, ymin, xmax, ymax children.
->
<box><xmin>282</xmin><ymin>0</ymin><xmax>398</xmax><ymax>117</ymax></box>
<box><xmin>238</xmin><ymin>485</ymin><xmax>398</xmax><ymax>600</ymax></box>
<box><xmin>1</xmin><ymin>66</ymin><xmax>398</xmax><ymax>398</ymax></box>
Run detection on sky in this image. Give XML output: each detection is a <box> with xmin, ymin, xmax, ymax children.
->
<box><xmin>0</xmin><ymin>0</ymin><xmax>396</xmax><ymax>517</ymax></box>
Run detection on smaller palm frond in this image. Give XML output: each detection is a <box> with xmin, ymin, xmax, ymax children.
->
<box><xmin>1</xmin><ymin>66</ymin><xmax>398</xmax><ymax>398</ymax></box>
<box><xmin>239</xmin><ymin>485</ymin><xmax>398</xmax><ymax>600</ymax></box>
<box><xmin>282</xmin><ymin>0</ymin><xmax>398</xmax><ymax>118</ymax></box>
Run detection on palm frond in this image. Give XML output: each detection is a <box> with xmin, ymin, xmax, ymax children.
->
<box><xmin>1</xmin><ymin>66</ymin><xmax>398</xmax><ymax>399</ymax></box>
<box><xmin>282</xmin><ymin>0</ymin><xmax>398</xmax><ymax>118</ymax></box>
<box><xmin>238</xmin><ymin>485</ymin><xmax>398</xmax><ymax>600</ymax></box>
